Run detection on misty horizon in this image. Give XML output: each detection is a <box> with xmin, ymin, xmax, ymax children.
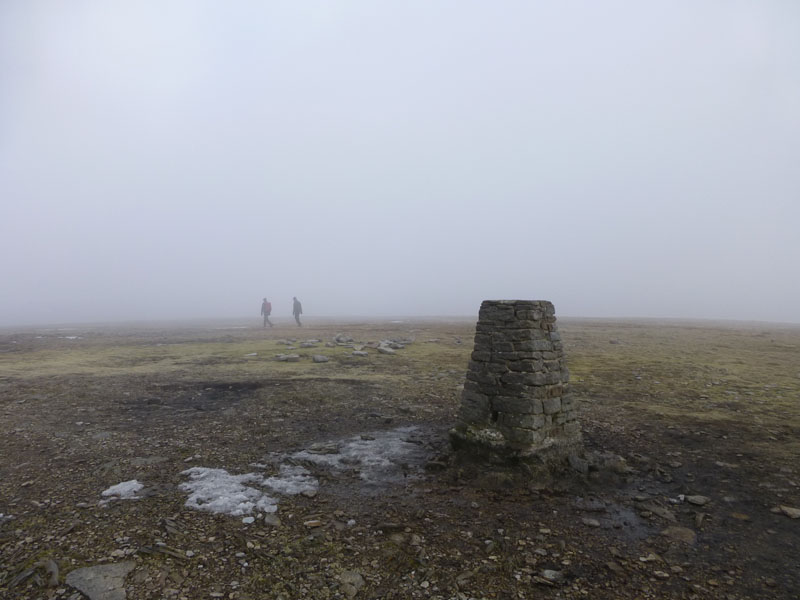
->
<box><xmin>2</xmin><ymin>2</ymin><xmax>799</xmax><ymax>327</ymax></box>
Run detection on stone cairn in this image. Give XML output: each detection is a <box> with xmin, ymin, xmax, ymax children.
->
<box><xmin>451</xmin><ymin>300</ymin><xmax>582</xmax><ymax>461</ymax></box>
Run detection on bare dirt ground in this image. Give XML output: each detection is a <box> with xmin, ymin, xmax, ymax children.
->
<box><xmin>1</xmin><ymin>317</ymin><xmax>799</xmax><ymax>599</ymax></box>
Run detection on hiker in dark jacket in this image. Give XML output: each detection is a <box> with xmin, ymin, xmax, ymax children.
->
<box><xmin>261</xmin><ymin>298</ymin><xmax>273</xmax><ymax>328</ymax></box>
<box><xmin>292</xmin><ymin>297</ymin><xmax>302</xmax><ymax>327</ymax></box>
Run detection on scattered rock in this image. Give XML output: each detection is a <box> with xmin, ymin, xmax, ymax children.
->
<box><xmin>695</xmin><ymin>512</ymin><xmax>706</xmax><ymax>528</ymax></box>
<box><xmin>640</xmin><ymin>503</ymin><xmax>676</xmax><ymax>522</ymax></box>
<box><xmin>312</xmin><ymin>355</ymin><xmax>329</xmax><ymax>363</ymax></box>
<box><xmin>540</xmin><ymin>569</ymin><xmax>563</xmax><ymax>582</ymax></box>
<box><xmin>307</xmin><ymin>442</ymin><xmax>339</xmax><ymax>454</ymax></box>
<box><xmin>653</xmin><ymin>570</ymin><xmax>670</xmax><ymax>580</ymax></box>
<box><xmin>263</xmin><ymin>514</ymin><xmax>281</xmax><ymax>527</ymax></box>
<box><xmin>39</xmin><ymin>558</ymin><xmax>59</xmax><ymax>587</ymax></box>
<box><xmin>686</xmin><ymin>495</ymin><xmax>710</xmax><ymax>506</ymax></box>
<box><xmin>661</xmin><ymin>526</ymin><xmax>697</xmax><ymax>545</ymax></box>
<box><xmin>65</xmin><ymin>562</ymin><xmax>136</xmax><ymax>600</ymax></box>
<box><xmin>778</xmin><ymin>505</ymin><xmax>800</xmax><ymax>519</ymax></box>
<box><xmin>377</xmin><ymin>346</ymin><xmax>396</xmax><ymax>355</ymax></box>
<box><xmin>582</xmin><ymin>517</ymin><xmax>601</xmax><ymax>528</ymax></box>
<box><xmin>605</xmin><ymin>561</ymin><xmax>625</xmax><ymax>576</ymax></box>
<box><xmin>339</xmin><ymin>570</ymin><xmax>364</xmax><ymax>598</ymax></box>
<box><xmin>639</xmin><ymin>553</ymin><xmax>661</xmax><ymax>563</ymax></box>
<box><xmin>275</xmin><ymin>354</ymin><xmax>301</xmax><ymax>362</ymax></box>
<box><xmin>352</xmin><ymin>351</ymin><xmax>369</xmax><ymax>357</ymax></box>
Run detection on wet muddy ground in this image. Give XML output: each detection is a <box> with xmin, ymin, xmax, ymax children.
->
<box><xmin>1</xmin><ymin>318</ymin><xmax>799</xmax><ymax>599</ymax></box>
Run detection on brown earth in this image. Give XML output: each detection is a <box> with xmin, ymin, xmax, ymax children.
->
<box><xmin>1</xmin><ymin>317</ymin><xmax>798</xmax><ymax>599</ymax></box>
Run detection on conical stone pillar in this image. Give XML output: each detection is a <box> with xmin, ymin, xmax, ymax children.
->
<box><xmin>451</xmin><ymin>300</ymin><xmax>581</xmax><ymax>460</ymax></box>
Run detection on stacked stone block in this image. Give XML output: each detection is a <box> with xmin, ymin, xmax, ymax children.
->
<box><xmin>452</xmin><ymin>300</ymin><xmax>581</xmax><ymax>458</ymax></box>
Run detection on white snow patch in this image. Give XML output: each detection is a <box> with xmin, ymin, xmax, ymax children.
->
<box><xmin>263</xmin><ymin>464</ymin><xmax>318</xmax><ymax>496</ymax></box>
<box><xmin>292</xmin><ymin>426</ymin><xmax>426</xmax><ymax>482</ymax></box>
<box><xmin>101</xmin><ymin>480</ymin><xmax>143</xmax><ymax>499</ymax></box>
<box><xmin>180</xmin><ymin>467</ymin><xmax>278</xmax><ymax>516</ymax></box>
<box><xmin>179</xmin><ymin>463</ymin><xmax>321</xmax><ymax>517</ymax></box>
<box><xmin>178</xmin><ymin>427</ymin><xmax>429</xmax><ymax>518</ymax></box>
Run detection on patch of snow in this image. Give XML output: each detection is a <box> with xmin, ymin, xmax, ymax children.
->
<box><xmin>179</xmin><ymin>463</ymin><xmax>324</xmax><ymax>517</ymax></box>
<box><xmin>178</xmin><ymin>427</ymin><xmax>430</xmax><ymax>518</ymax></box>
<box><xmin>101</xmin><ymin>480</ymin><xmax>143</xmax><ymax>499</ymax></box>
<box><xmin>263</xmin><ymin>464</ymin><xmax>318</xmax><ymax>496</ymax></box>
<box><xmin>180</xmin><ymin>467</ymin><xmax>278</xmax><ymax>516</ymax></box>
<box><xmin>292</xmin><ymin>426</ymin><xmax>427</xmax><ymax>482</ymax></box>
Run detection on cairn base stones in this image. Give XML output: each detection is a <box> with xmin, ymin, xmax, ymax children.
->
<box><xmin>450</xmin><ymin>300</ymin><xmax>582</xmax><ymax>461</ymax></box>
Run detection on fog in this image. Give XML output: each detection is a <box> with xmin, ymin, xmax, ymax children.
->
<box><xmin>2</xmin><ymin>2</ymin><xmax>799</xmax><ymax>326</ymax></box>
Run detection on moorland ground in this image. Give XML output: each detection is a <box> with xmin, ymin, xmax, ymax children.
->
<box><xmin>1</xmin><ymin>317</ymin><xmax>799</xmax><ymax>599</ymax></box>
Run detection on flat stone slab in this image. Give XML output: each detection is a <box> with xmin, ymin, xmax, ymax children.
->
<box><xmin>66</xmin><ymin>561</ymin><xmax>136</xmax><ymax>600</ymax></box>
<box><xmin>661</xmin><ymin>526</ymin><xmax>697</xmax><ymax>545</ymax></box>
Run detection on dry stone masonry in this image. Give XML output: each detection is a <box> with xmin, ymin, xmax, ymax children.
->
<box><xmin>451</xmin><ymin>300</ymin><xmax>582</xmax><ymax>460</ymax></box>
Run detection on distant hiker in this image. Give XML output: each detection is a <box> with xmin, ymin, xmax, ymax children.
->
<box><xmin>261</xmin><ymin>298</ymin><xmax>273</xmax><ymax>328</ymax></box>
<box><xmin>292</xmin><ymin>296</ymin><xmax>303</xmax><ymax>327</ymax></box>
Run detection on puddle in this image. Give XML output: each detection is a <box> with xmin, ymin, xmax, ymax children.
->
<box><xmin>573</xmin><ymin>496</ymin><xmax>651</xmax><ymax>540</ymax></box>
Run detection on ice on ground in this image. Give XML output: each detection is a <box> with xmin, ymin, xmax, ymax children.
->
<box><xmin>179</xmin><ymin>427</ymin><xmax>430</xmax><ymax>517</ymax></box>
<box><xmin>180</xmin><ymin>467</ymin><xmax>278</xmax><ymax>516</ymax></box>
<box><xmin>263</xmin><ymin>464</ymin><xmax>318</xmax><ymax>496</ymax></box>
<box><xmin>101</xmin><ymin>480</ymin><xmax>143</xmax><ymax>499</ymax></box>
<box><xmin>292</xmin><ymin>426</ymin><xmax>428</xmax><ymax>483</ymax></box>
<box><xmin>180</xmin><ymin>463</ymin><xmax>322</xmax><ymax>517</ymax></box>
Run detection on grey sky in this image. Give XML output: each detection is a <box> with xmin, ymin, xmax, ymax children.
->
<box><xmin>2</xmin><ymin>1</ymin><xmax>799</xmax><ymax>325</ymax></box>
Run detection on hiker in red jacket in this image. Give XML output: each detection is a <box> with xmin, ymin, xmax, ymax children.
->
<box><xmin>261</xmin><ymin>298</ymin><xmax>273</xmax><ymax>328</ymax></box>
